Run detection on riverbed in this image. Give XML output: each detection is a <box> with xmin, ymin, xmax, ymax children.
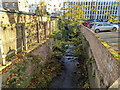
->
<box><xmin>49</xmin><ymin>45</ymin><xmax>89</xmax><ymax>88</ymax></box>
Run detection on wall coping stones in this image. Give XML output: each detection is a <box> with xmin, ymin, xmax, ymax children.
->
<box><xmin>0</xmin><ymin>37</ymin><xmax>51</xmax><ymax>72</ymax></box>
<box><xmin>81</xmin><ymin>25</ymin><xmax>120</xmax><ymax>62</ymax></box>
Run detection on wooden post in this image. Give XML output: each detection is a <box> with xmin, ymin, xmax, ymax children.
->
<box><xmin>37</xmin><ymin>22</ymin><xmax>40</xmax><ymax>43</ymax></box>
<box><xmin>0</xmin><ymin>27</ymin><xmax>5</xmax><ymax>66</ymax></box>
<box><xmin>22</xmin><ymin>23</ymin><xmax>27</xmax><ymax>50</ymax></box>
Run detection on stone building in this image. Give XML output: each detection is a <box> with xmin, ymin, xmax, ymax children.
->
<box><xmin>2</xmin><ymin>0</ymin><xmax>29</xmax><ymax>12</ymax></box>
<box><xmin>0</xmin><ymin>0</ymin><xmax>2</xmax><ymax>8</ymax></box>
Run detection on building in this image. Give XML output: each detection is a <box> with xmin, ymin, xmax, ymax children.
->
<box><xmin>28</xmin><ymin>0</ymin><xmax>41</xmax><ymax>13</ymax></box>
<box><xmin>46</xmin><ymin>0</ymin><xmax>63</xmax><ymax>16</ymax></box>
<box><xmin>18</xmin><ymin>0</ymin><xmax>29</xmax><ymax>12</ymax></box>
<box><xmin>118</xmin><ymin>2</ymin><xmax>120</xmax><ymax>20</ymax></box>
<box><xmin>0</xmin><ymin>0</ymin><xmax>2</xmax><ymax>8</ymax></box>
<box><xmin>2</xmin><ymin>0</ymin><xmax>18</xmax><ymax>11</ymax></box>
<box><xmin>2</xmin><ymin>0</ymin><xmax>29</xmax><ymax>12</ymax></box>
<box><xmin>29</xmin><ymin>4</ymin><xmax>38</xmax><ymax>13</ymax></box>
<box><xmin>63</xmin><ymin>0</ymin><xmax>119</xmax><ymax>20</ymax></box>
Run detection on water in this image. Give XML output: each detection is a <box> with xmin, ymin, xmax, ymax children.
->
<box><xmin>49</xmin><ymin>45</ymin><xmax>87</xmax><ymax>88</ymax></box>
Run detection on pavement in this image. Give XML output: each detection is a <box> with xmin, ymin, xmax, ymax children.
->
<box><xmin>97</xmin><ymin>24</ymin><xmax>120</xmax><ymax>52</ymax></box>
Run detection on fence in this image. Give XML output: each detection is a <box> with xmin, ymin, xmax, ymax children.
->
<box><xmin>0</xmin><ymin>10</ymin><xmax>58</xmax><ymax>66</ymax></box>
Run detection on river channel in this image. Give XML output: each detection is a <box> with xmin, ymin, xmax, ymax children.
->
<box><xmin>49</xmin><ymin>45</ymin><xmax>88</xmax><ymax>88</ymax></box>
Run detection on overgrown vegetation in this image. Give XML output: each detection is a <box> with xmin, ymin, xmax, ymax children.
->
<box><xmin>29</xmin><ymin>54</ymin><xmax>62</xmax><ymax>88</ymax></box>
<box><xmin>2</xmin><ymin>52</ymin><xmax>31</xmax><ymax>88</ymax></box>
<box><xmin>2</xmin><ymin>17</ymin><xmax>90</xmax><ymax>88</ymax></box>
<box><xmin>50</xmin><ymin>17</ymin><xmax>90</xmax><ymax>88</ymax></box>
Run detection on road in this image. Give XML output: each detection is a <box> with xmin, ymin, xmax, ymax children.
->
<box><xmin>97</xmin><ymin>24</ymin><xmax>120</xmax><ymax>52</ymax></box>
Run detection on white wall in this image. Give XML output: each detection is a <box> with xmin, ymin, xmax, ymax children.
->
<box><xmin>18</xmin><ymin>0</ymin><xmax>29</xmax><ymax>12</ymax></box>
<box><xmin>118</xmin><ymin>3</ymin><xmax>120</xmax><ymax>18</ymax></box>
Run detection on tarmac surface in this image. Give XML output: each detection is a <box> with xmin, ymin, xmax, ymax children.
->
<box><xmin>97</xmin><ymin>24</ymin><xmax>120</xmax><ymax>52</ymax></box>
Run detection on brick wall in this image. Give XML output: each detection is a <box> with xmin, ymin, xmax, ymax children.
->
<box><xmin>80</xmin><ymin>25</ymin><xmax>120</xmax><ymax>88</ymax></box>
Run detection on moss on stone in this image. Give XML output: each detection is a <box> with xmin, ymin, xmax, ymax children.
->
<box><xmin>101</xmin><ymin>41</ymin><xmax>120</xmax><ymax>61</ymax></box>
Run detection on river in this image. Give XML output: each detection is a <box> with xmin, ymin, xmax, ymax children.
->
<box><xmin>49</xmin><ymin>45</ymin><xmax>88</xmax><ymax>88</ymax></box>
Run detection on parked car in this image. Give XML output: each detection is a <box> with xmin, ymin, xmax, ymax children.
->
<box><xmin>82</xmin><ymin>22</ymin><xmax>89</xmax><ymax>27</ymax></box>
<box><xmin>89</xmin><ymin>22</ymin><xmax>101</xmax><ymax>28</ymax></box>
<box><xmin>91</xmin><ymin>22</ymin><xmax>119</xmax><ymax>33</ymax></box>
<box><xmin>89</xmin><ymin>22</ymin><xmax>110</xmax><ymax>29</ymax></box>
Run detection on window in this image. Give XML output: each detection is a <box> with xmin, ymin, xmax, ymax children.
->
<box><xmin>98</xmin><ymin>2</ymin><xmax>100</xmax><ymax>5</ymax></box>
<box><xmin>5</xmin><ymin>3</ymin><xmax>8</xmax><ymax>8</ymax></box>
<box><xmin>98</xmin><ymin>24</ymin><xmax>102</xmax><ymax>26</ymax></box>
<box><xmin>104</xmin><ymin>2</ymin><xmax>105</xmax><ymax>5</ymax></box>
<box><xmin>13</xmin><ymin>3</ymin><xmax>15</xmax><ymax>8</ymax></box>
<box><xmin>0</xmin><ymin>3</ymin><xmax>2</xmax><ymax>8</ymax></box>
<box><xmin>105</xmin><ymin>24</ymin><xmax>112</xmax><ymax>26</ymax></box>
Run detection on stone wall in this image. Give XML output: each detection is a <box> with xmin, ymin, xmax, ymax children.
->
<box><xmin>0</xmin><ymin>10</ymin><xmax>48</xmax><ymax>24</ymax></box>
<box><xmin>80</xmin><ymin>25</ymin><xmax>120</xmax><ymax>88</ymax></box>
<box><xmin>0</xmin><ymin>10</ymin><xmax>57</xmax><ymax>65</ymax></box>
<box><xmin>2</xmin><ymin>38</ymin><xmax>54</xmax><ymax>88</ymax></box>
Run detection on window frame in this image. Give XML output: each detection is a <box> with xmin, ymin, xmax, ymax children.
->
<box><xmin>13</xmin><ymin>3</ymin><xmax>15</xmax><ymax>8</ymax></box>
<box><xmin>5</xmin><ymin>3</ymin><xmax>8</xmax><ymax>8</ymax></box>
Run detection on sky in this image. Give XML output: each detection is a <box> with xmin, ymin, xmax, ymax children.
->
<box><xmin>28</xmin><ymin>0</ymin><xmax>119</xmax><ymax>4</ymax></box>
<box><xmin>27</xmin><ymin>0</ymin><xmax>119</xmax><ymax>13</ymax></box>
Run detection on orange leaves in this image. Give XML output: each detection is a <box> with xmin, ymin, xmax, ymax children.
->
<box><xmin>71</xmin><ymin>7</ymin><xmax>74</xmax><ymax>9</ymax></box>
<box><xmin>94</xmin><ymin>6</ymin><xmax>96</xmax><ymax>8</ymax></box>
<box><xmin>38</xmin><ymin>78</ymin><xmax>41</xmax><ymax>80</ymax></box>
<box><xmin>84</xmin><ymin>6</ymin><xmax>87</xmax><ymax>9</ymax></box>
<box><xmin>51</xmin><ymin>67</ymin><xmax>55</xmax><ymax>71</ymax></box>
<box><xmin>105</xmin><ymin>12</ymin><xmax>109</xmax><ymax>15</ymax></box>
<box><xmin>20</xmin><ymin>75</ymin><xmax>23</xmax><ymax>78</ymax></box>
<box><xmin>28</xmin><ymin>56</ymin><xmax>62</xmax><ymax>88</ymax></box>
<box><xmin>75</xmin><ymin>5</ymin><xmax>79</xmax><ymax>7</ymax></box>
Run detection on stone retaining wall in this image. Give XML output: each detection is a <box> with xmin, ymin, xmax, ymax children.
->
<box><xmin>80</xmin><ymin>25</ymin><xmax>120</xmax><ymax>88</ymax></box>
<box><xmin>2</xmin><ymin>38</ymin><xmax>54</xmax><ymax>88</ymax></box>
<box><xmin>0</xmin><ymin>10</ymin><xmax>58</xmax><ymax>65</ymax></box>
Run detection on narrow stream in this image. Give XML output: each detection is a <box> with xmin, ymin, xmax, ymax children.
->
<box><xmin>49</xmin><ymin>45</ymin><xmax>87</xmax><ymax>88</ymax></box>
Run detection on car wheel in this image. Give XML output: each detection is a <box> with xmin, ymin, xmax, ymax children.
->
<box><xmin>95</xmin><ymin>29</ymin><xmax>100</xmax><ymax>33</ymax></box>
<box><xmin>112</xmin><ymin>27</ymin><xmax>117</xmax><ymax>32</ymax></box>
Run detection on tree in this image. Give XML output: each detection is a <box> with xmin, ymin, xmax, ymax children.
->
<box><xmin>35</xmin><ymin>1</ymin><xmax>47</xmax><ymax>16</ymax></box>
